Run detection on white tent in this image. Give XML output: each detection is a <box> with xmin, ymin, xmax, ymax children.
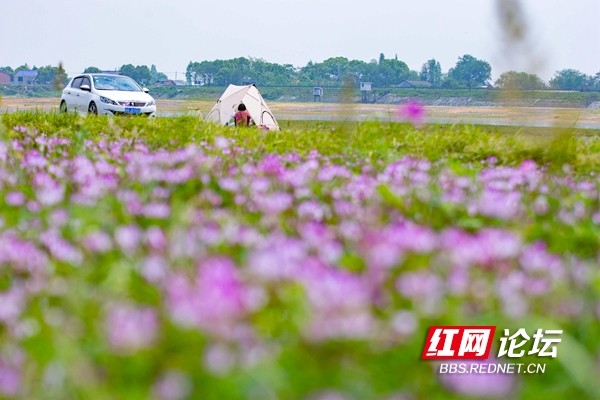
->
<box><xmin>205</xmin><ymin>84</ymin><xmax>280</xmax><ymax>131</ymax></box>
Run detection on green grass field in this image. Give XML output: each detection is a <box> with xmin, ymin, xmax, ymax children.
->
<box><xmin>0</xmin><ymin>112</ymin><xmax>599</xmax><ymax>399</ymax></box>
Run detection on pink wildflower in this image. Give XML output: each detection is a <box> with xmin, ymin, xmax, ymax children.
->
<box><xmin>438</xmin><ymin>357</ymin><xmax>516</xmax><ymax>398</ymax></box>
<box><xmin>152</xmin><ymin>370</ymin><xmax>192</xmax><ymax>400</ymax></box>
<box><xmin>0</xmin><ymin>358</ymin><xmax>22</xmax><ymax>396</ymax></box>
<box><xmin>106</xmin><ymin>305</ymin><xmax>158</xmax><ymax>353</ymax></box>
<box><xmin>396</xmin><ymin>99</ymin><xmax>426</xmax><ymax>127</ymax></box>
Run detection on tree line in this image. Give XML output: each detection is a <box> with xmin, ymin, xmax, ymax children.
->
<box><xmin>82</xmin><ymin>65</ymin><xmax>168</xmax><ymax>86</ymax></box>
<box><xmin>185</xmin><ymin>54</ymin><xmax>600</xmax><ymax>91</ymax></box>
<box><xmin>2</xmin><ymin>56</ymin><xmax>599</xmax><ymax>91</ymax></box>
<box><xmin>0</xmin><ymin>64</ymin><xmax>167</xmax><ymax>87</ymax></box>
<box><xmin>0</xmin><ymin>64</ymin><xmax>68</xmax><ymax>87</ymax></box>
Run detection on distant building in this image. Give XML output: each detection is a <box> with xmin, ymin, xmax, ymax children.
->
<box><xmin>155</xmin><ymin>79</ymin><xmax>187</xmax><ymax>86</ymax></box>
<box><xmin>313</xmin><ymin>86</ymin><xmax>323</xmax><ymax>102</ymax></box>
<box><xmin>155</xmin><ymin>79</ymin><xmax>173</xmax><ymax>86</ymax></box>
<box><xmin>13</xmin><ymin>70</ymin><xmax>37</xmax><ymax>84</ymax></box>
<box><xmin>0</xmin><ymin>71</ymin><xmax>11</xmax><ymax>84</ymax></box>
<box><xmin>396</xmin><ymin>80</ymin><xmax>432</xmax><ymax>89</ymax></box>
<box><xmin>360</xmin><ymin>82</ymin><xmax>372</xmax><ymax>103</ymax></box>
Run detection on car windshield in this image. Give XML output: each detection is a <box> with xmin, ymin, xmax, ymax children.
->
<box><xmin>93</xmin><ymin>76</ymin><xmax>142</xmax><ymax>91</ymax></box>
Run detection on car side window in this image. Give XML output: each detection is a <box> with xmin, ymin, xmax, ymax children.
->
<box><xmin>71</xmin><ymin>77</ymin><xmax>83</xmax><ymax>88</ymax></box>
<box><xmin>81</xmin><ymin>77</ymin><xmax>91</xmax><ymax>88</ymax></box>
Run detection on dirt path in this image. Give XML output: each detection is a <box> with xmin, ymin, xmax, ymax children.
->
<box><xmin>2</xmin><ymin>97</ymin><xmax>599</xmax><ymax>129</ymax></box>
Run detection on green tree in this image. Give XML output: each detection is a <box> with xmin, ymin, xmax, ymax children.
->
<box><xmin>495</xmin><ymin>71</ymin><xmax>546</xmax><ymax>90</ymax></box>
<box><xmin>380</xmin><ymin>57</ymin><xmax>410</xmax><ymax>86</ymax></box>
<box><xmin>321</xmin><ymin>57</ymin><xmax>351</xmax><ymax>82</ymax></box>
<box><xmin>588</xmin><ymin>72</ymin><xmax>600</xmax><ymax>91</ymax></box>
<box><xmin>149</xmin><ymin>65</ymin><xmax>168</xmax><ymax>83</ymax></box>
<box><xmin>440</xmin><ymin>75</ymin><xmax>465</xmax><ymax>89</ymax></box>
<box><xmin>34</xmin><ymin>65</ymin><xmax>56</xmax><ymax>85</ymax></box>
<box><xmin>186</xmin><ymin>61</ymin><xmax>199</xmax><ymax>84</ymax></box>
<box><xmin>84</xmin><ymin>66</ymin><xmax>102</xmax><ymax>73</ymax></box>
<box><xmin>120</xmin><ymin>64</ymin><xmax>136</xmax><ymax>79</ymax></box>
<box><xmin>420</xmin><ymin>59</ymin><xmax>442</xmax><ymax>87</ymax></box>
<box><xmin>134</xmin><ymin>65</ymin><xmax>152</xmax><ymax>85</ymax></box>
<box><xmin>119</xmin><ymin>64</ymin><xmax>152</xmax><ymax>85</ymax></box>
<box><xmin>187</xmin><ymin>57</ymin><xmax>297</xmax><ymax>86</ymax></box>
<box><xmin>299</xmin><ymin>60</ymin><xmax>330</xmax><ymax>84</ymax></box>
<box><xmin>448</xmin><ymin>54</ymin><xmax>491</xmax><ymax>89</ymax></box>
<box><xmin>549</xmin><ymin>69</ymin><xmax>588</xmax><ymax>91</ymax></box>
<box><xmin>365</xmin><ymin>54</ymin><xmax>409</xmax><ymax>86</ymax></box>
<box><xmin>187</xmin><ymin>61</ymin><xmax>217</xmax><ymax>85</ymax></box>
<box><xmin>213</xmin><ymin>59</ymin><xmax>244</xmax><ymax>85</ymax></box>
<box><xmin>14</xmin><ymin>64</ymin><xmax>30</xmax><ymax>73</ymax></box>
<box><xmin>0</xmin><ymin>66</ymin><xmax>14</xmax><ymax>74</ymax></box>
<box><xmin>29</xmin><ymin>64</ymin><xmax>68</xmax><ymax>87</ymax></box>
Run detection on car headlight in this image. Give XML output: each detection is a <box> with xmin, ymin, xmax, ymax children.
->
<box><xmin>146</xmin><ymin>99</ymin><xmax>156</xmax><ymax>106</ymax></box>
<box><xmin>100</xmin><ymin>96</ymin><xmax>118</xmax><ymax>105</ymax></box>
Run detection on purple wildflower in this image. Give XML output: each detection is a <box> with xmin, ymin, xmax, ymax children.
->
<box><xmin>257</xmin><ymin>154</ymin><xmax>284</xmax><ymax>176</ymax></box>
<box><xmin>114</xmin><ymin>225</ymin><xmax>143</xmax><ymax>255</ymax></box>
<box><xmin>391</xmin><ymin>310</ymin><xmax>419</xmax><ymax>337</ymax></box>
<box><xmin>152</xmin><ymin>370</ymin><xmax>192</xmax><ymax>400</ymax></box>
<box><xmin>248</xmin><ymin>236</ymin><xmax>307</xmax><ymax>281</ymax></box>
<box><xmin>146</xmin><ymin>227</ymin><xmax>167</xmax><ymax>252</ymax></box>
<box><xmin>0</xmin><ymin>359</ymin><xmax>22</xmax><ymax>397</ymax></box>
<box><xmin>203</xmin><ymin>343</ymin><xmax>236</xmax><ymax>375</ymax></box>
<box><xmin>166</xmin><ymin>257</ymin><xmax>265</xmax><ymax>339</ymax></box>
<box><xmin>105</xmin><ymin>305</ymin><xmax>158</xmax><ymax>353</ymax></box>
<box><xmin>0</xmin><ymin>287</ymin><xmax>25</xmax><ymax>324</ymax></box>
<box><xmin>302</xmin><ymin>264</ymin><xmax>373</xmax><ymax>341</ymax></box>
<box><xmin>39</xmin><ymin>230</ymin><xmax>83</xmax><ymax>266</ymax></box>
<box><xmin>5</xmin><ymin>192</ymin><xmax>25</xmax><ymax>207</ymax></box>
<box><xmin>143</xmin><ymin>203</ymin><xmax>171</xmax><ymax>219</ymax></box>
<box><xmin>141</xmin><ymin>255</ymin><xmax>168</xmax><ymax>284</ymax></box>
<box><xmin>396</xmin><ymin>271</ymin><xmax>444</xmax><ymax>315</ymax></box>
<box><xmin>396</xmin><ymin>99</ymin><xmax>426</xmax><ymax>127</ymax></box>
<box><xmin>438</xmin><ymin>357</ymin><xmax>516</xmax><ymax>398</ymax></box>
<box><xmin>82</xmin><ymin>231</ymin><xmax>113</xmax><ymax>253</ymax></box>
<box><xmin>297</xmin><ymin>200</ymin><xmax>329</xmax><ymax>221</ymax></box>
<box><xmin>253</xmin><ymin>191</ymin><xmax>293</xmax><ymax>215</ymax></box>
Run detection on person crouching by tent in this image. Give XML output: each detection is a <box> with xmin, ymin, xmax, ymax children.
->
<box><xmin>233</xmin><ymin>103</ymin><xmax>254</xmax><ymax>127</ymax></box>
<box><xmin>207</xmin><ymin>84</ymin><xmax>279</xmax><ymax>131</ymax></box>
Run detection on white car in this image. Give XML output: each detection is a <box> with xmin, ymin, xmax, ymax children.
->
<box><xmin>60</xmin><ymin>73</ymin><xmax>156</xmax><ymax>117</ymax></box>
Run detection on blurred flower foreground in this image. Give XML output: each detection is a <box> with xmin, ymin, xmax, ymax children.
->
<box><xmin>0</xmin><ymin>122</ymin><xmax>598</xmax><ymax>400</ymax></box>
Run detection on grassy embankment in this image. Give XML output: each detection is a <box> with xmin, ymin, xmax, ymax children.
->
<box><xmin>2</xmin><ymin>83</ymin><xmax>600</xmax><ymax>107</ymax></box>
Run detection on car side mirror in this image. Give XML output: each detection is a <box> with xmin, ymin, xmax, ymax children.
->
<box><xmin>80</xmin><ymin>84</ymin><xmax>91</xmax><ymax>92</ymax></box>
<box><xmin>143</xmin><ymin>87</ymin><xmax>149</xmax><ymax>93</ymax></box>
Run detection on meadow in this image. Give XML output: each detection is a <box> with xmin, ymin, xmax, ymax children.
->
<box><xmin>0</xmin><ymin>112</ymin><xmax>599</xmax><ymax>399</ymax></box>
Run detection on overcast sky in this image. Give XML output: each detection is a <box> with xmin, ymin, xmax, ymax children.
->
<box><xmin>2</xmin><ymin>0</ymin><xmax>598</xmax><ymax>81</ymax></box>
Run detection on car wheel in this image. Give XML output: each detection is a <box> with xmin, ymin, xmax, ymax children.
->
<box><xmin>59</xmin><ymin>101</ymin><xmax>68</xmax><ymax>114</ymax></box>
<box><xmin>88</xmin><ymin>102</ymin><xmax>98</xmax><ymax>115</ymax></box>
